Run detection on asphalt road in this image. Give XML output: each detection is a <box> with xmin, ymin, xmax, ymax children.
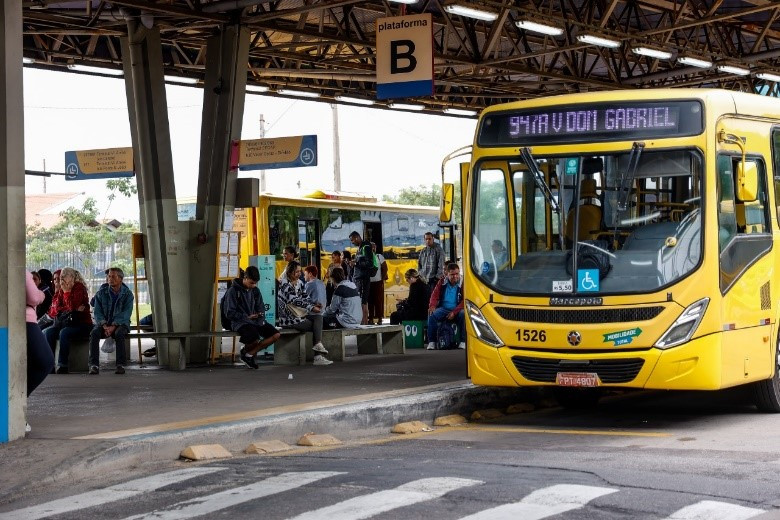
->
<box><xmin>3</xmin><ymin>387</ymin><xmax>780</xmax><ymax>519</ymax></box>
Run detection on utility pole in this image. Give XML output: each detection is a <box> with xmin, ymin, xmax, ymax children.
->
<box><xmin>42</xmin><ymin>158</ymin><xmax>47</xmax><ymax>193</ymax></box>
<box><xmin>331</xmin><ymin>103</ymin><xmax>341</xmax><ymax>192</ymax></box>
<box><xmin>259</xmin><ymin>113</ymin><xmax>266</xmax><ymax>192</ymax></box>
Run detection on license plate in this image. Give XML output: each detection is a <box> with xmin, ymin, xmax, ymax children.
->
<box><xmin>555</xmin><ymin>372</ymin><xmax>600</xmax><ymax>387</ymax></box>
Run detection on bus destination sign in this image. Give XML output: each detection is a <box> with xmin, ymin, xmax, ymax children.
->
<box><xmin>478</xmin><ymin>100</ymin><xmax>703</xmax><ymax>146</ymax></box>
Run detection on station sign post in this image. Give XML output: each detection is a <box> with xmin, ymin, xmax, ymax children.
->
<box><xmin>64</xmin><ymin>147</ymin><xmax>134</xmax><ymax>180</ymax></box>
<box><xmin>375</xmin><ymin>13</ymin><xmax>433</xmax><ymax>99</ymax></box>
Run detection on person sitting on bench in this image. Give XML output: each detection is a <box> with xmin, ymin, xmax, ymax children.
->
<box><xmin>224</xmin><ymin>265</ymin><xmax>280</xmax><ymax>369</ymax></box>
<box><xmin>322</xmin><ymin>266</ymin><xmax>362</xmax><ymax>329</ymax></box>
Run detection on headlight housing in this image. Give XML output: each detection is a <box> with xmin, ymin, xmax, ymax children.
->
<box><xmin>465</xmin><ymin>300</ymin><xmax>503</xmax><ymax>347</ymax></box>
<box><xmin>654</xmin><ymin>297</ymin><xmax>709</xmax><ymax>349</ymax></box>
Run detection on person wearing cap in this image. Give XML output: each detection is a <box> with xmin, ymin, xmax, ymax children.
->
<box><xmin>89</xmin><ymin>267</ymin><xmax>134</xmax><ymax>375</ymax></box>
<box><xmin>348</xmin><ymin>231</ymin><xmax>372</xmax><ymax>325</ymax></box>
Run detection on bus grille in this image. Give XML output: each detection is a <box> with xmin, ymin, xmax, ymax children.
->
<box><xmin>495</xmin><ymin>306</ymin><xmax>663</xmax><ymax>324</ymax></box>
<box><xmin>511</xmin><ymin>356</ymin><xmax>645</xmax><ymax>383</ymax></box>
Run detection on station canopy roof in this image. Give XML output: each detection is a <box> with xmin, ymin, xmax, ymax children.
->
<box><xmin>21</xmin><ymin>1</ymin><xmax>780</xmax><ymax>114</ymax></box>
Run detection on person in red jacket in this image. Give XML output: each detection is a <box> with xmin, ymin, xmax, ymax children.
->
<box><xmin>42</xmin><ymin>267</ymin><xmax>93</xmax><ymax>374</ymax></box>
<box><xmin>426</xmin><ymin>263</ymin><xmax>466</xmax><ymax>350</ymax></box>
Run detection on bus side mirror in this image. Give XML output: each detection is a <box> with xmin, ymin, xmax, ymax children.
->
<box><xmin>736</xmin><ymin>161</ymin><xmax>758</xmax><ymax>202</ymax></box>
<box><xmin>440</xmin><ymin>182</ymin><xmax>454</xmax><ymax>222</ymax></box>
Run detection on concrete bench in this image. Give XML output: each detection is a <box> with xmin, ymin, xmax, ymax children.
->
<box><xmin>54</xmin><ymin>337</ymin><xmax>90</xmax><ymax>373</ymax></box>
<box><xmin>321</xmin><ymin>324</ymin><xmax>405</xmax><ymax>362</ymax></box>
<box><xmin>273</xmin><ymin>329</ymin><xmax>314</xmax><ymax>366</ymax></box>
<box><xmin>128</xmin><ymin>330</ymin><xmax>240</xmax><ymax>368</ymax></box>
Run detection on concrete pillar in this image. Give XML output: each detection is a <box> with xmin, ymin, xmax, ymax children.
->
<box><xmin>0</xmin><ymin>0</ymin><xmax>26</xmax><ymax>442</ymax></box>
<box><xmin>121</xmin><ymin>19</ymin><xmax>190</xmax><ymax>370</ymax></box>
<box><xmin>189</xmin><ymin>25</ymin><xmax>249</xmax><ymax>361</ymax></box>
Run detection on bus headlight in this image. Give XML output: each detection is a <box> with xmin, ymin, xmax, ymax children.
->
<box><xmin>466</xmin><ymin>300</ymin><xmax>504</xmax><ymax>347</ymax></box>
<box><xmin>654</xmin><ymin>297</ymin><xmax>709</xmax><ymax>350</ymax></box>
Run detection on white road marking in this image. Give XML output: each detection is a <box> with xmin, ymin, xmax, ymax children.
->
<box><xmin>457</xmin><ymin>484</ymin><xmax>618</xmax><ymax>520</ymax></box>
<box><xmin>287</xmin><ymin>477</ymin><xmax>482</xmax><ymax>520</ymax></box>
<box><xmin>664</xmin><ymin>500</ymin><xmax>765</xmax><ymax>520</ymax></box>
<box><xmin>0</xmin><ymin>467</ymin><xmax>226</xmax><ymax>520</ymax></box>
<box><xmin>125</xmin><ymin>471</ymin><xmax>344</xmax><ymax>520</ymax></box>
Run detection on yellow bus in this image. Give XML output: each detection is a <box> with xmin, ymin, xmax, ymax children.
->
<box><xmin>181</xmin><ymin>192</ymin><xmax>455</xmax><ymax>316</ymax></box>
<box><xmin>461</xmin><ymin>89</ymin><xmax>780</xmax><ymax>410</ymax></box>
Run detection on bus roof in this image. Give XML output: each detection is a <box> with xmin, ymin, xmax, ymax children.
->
<box><xmin>261</xmin><ymin>193</ymin><xmax>439</xmax><ymax>214</ymax></box>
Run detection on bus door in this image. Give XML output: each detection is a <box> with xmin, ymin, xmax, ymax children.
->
<box><xmin>438</xmin><ymin>224</ymin><xmax>458</xmax><ymax>264</ymax></box>
<box><xmin>297</xmin><ymin>219</ymin><xmax>321</xmax><ymax>273</ymax></box>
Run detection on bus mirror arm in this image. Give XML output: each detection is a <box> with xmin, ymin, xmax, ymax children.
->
<box><xmin>611</xmin><ymin>142</ymin><xmax>645</xmax><ymax>248</ymax></box>
<box><xmin>519</xmin><ymin>148</ymin><xmax>564</xmax><ymax>250</ymax></box>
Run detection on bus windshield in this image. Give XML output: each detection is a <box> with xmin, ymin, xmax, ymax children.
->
<box><xmin>471</xmin><ymin>149</ymin><xmax>703</xmax><ymax>295</ymax></box>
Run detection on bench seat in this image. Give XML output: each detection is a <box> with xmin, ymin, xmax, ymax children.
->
<box><xmin>322</xmin><ymin>324</ymin><xmax>405</xmax><ymax>361</ymax></box>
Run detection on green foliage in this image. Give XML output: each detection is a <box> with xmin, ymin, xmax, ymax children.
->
<box><xmin>105</xmin><ymin>178</ymin><xmax>138</xmax><ymax>201</ymax></box>
<box><xmin>383</xmin><ymin>182</ymin><xmax>463</xmax><ymax>224</ymax></box>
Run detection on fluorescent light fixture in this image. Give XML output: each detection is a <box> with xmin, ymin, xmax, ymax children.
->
<box><xmin>335</xmin><ymin>95</ymin><xmax>375</xmax><ymax>106</ymax></box>
<box><xmin>576</xmin><ymin>34</ymin><xmax>621</xmax><ymax>49</ymax></box>
<box><xmin>67</xmin><ymin>64</ymin><xmax>124</xmax><ymax>76</ymax></box>
<box><xmin>246</xmin><ymin>85</ymin><xmax>270</xmax><ymax>93</ymax></box>
<box><xmin>444</xmin><ymin>4</ymin><xmax>498</xmax><ymax>22</ymax></box>
<box><xmin>717</xmin><ymin>64</ymin><xmax>750</xmax><ymax>76</ymax></box>
<box><xmin>757</xmin><ymin>72</ymin><xmax>780</xmax><ymax>83</ymax></box>
<box><xmin>387</xmin><ymin>0</ymin><xmax>418</xmax><ymax>4</ymax></box>
<box><xmin>444</xmin><ymin>108</ymin><xmax>477</xmax><ymax>116</ymax></box>
<box><xmin>631</xmin><ymin>46</ymin><xmax>672</xmax><ymax>60</ymax></box>
<box><xmin>164</xmin><ymin>75</ymin><xmax>198</xmax><ymax>84</ymax></box>
<box><xmin>515</xmin><ymin>20</ymin><xmax>563</xmax><ymax>37</ymax></box>
<box><xmin>278</xmin><ymin>88</ymin><xmax>320</xmax><ymax>98</ymax></box>
<box><xmin>22</xmin><ymin>57</ymin><xmax>34</xmax><ymax>64</ymax></box>
<box><xmin>677</xmin><ymin>56</ymin><xmax>712</xmax><ymax>68</ymax></box>
<box><xmin>388</xmin><ymin>103</ymin><xmax>425</xmax><ymax>111</ymax></box>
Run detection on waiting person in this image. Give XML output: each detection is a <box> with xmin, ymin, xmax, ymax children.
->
<box><xmin>492</xmin><ymin>239</ymin><xmax>509</xmax><ymax>270</ymax></box>
<box><xmin>34</xmin><ymin>268</ymin><xmax>54</xmax><ymax>320</ymax></box>
<box><xmin>390</xmin><ymin>268</ymin><xmax>429</xmax><ymax>325</ymax></box>
<box><xmin>426</xmin><ymin>262</ymin><xmax>466</xmax><ymax>350</ymax></box>
<box><xmin>43</xmin><ymin>267</ymin><xmax>93</xmax><ymax>373</ymax></box>
<box><xmin>89</xmin><ymin>267</ymin><xmax>134</xmax><ymax>375</ymax></box>
<box><xmin>37</xmin><ymin>268</ymin><xmax>61</xmax><ymax>329</ymax></box>
<box><xmin>279</xmin><ymin>246</ymin><xmax>299</xmax><ymax>281</ymax></box>
<box><xmin>304</xmin><ymin>265</ymin><xmax>326</xmax><ymax>313</ymax></box>
<box><xmin>224</xmin><ymin>265</ymin><xmax>280</xmax><ymax>370</ymax></box>
<box><xmin>325</xmin><ymin>250</ymin><xmax>343</xmax><ymax>305</ymax></box>
<box><xmin>341</xmin><ymin>250</ymin><xmax>354</xmax><ymax>282</ymax></box>
<box><xmin>367</xmin><ymin>242</ymin><xmax>388</xmax><ymax>325</ymax></box>
<box><xmin>277</xmin><ymin>261</ymin><xmax>333</xmax><ymax>366</ymax></box>
<box><xmin>322</xmin><ymin>266</ymin><xmax>362</xmax><ymax>329</ymax></box>
<box><xmin>418</xmin><ymin>231</ymin><xmax>445</xmax><ymax>300</ymax></box>
<box><xmin>25</xmin><ymin>270</ymin><xmax>54</xmax><ymax>398</ymax></box>
<box><xmin>348</xmin><ymin>231</ymin><xmax>372</xmax><ymax>325</ymax></box>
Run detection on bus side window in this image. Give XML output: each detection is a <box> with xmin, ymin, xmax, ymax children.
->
<box><xmin>772</xmin><ymin>128</ymin><xmax>780</xmax><ymax>225</ymax></box>
<box><xmin>717</xmin><ymin>155</ymin><xmax>737</xmax><ymax>251</ymax></box>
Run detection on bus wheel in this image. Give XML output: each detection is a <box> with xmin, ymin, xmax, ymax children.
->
<box><xmin>752</xmin><ymin>336</ymin><xmax>780</xmax><ymax>412</ymax></box>
<box><xmin>552</xmin><ymin>388</ymin><xmax>602</xmax><ymax>409</ymax></box>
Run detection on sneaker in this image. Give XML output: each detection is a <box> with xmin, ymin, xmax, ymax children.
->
<box><xmin>426</xmin><ymin>342</ymin><xmax>436</xmax><ymax>350</ymax></box>
<box><xmin>239</xmin><ymin>348</ymin><xmax>258</xmax><ymax>369</ymax></box>
<box><xmin>55</xmin><ymin>366</ymin><xmax>69</xmax><ymax>374</ymax></box>
<box><xmin>312</xmin><ymin>342</ymin><xmax>328</xmax><ymax>354</ymax></box>
<box><xmin>115</xmin><ymin>366</ymin><xmax>125</xmax><ymax>375</ymax></box>
<box><xmin>88</xmin><ymin>365</ymin><xmax>99</xmax><ymax>375</ymax></box>
<box><xmin>458</xmin><ymin>342</ymin><xmax>466</xmax><ymax>350</ymax></box>
<box><xmin>313</xmin><ymin>354</ymin><xmax>333</xmax><ymax>366</ymax></box>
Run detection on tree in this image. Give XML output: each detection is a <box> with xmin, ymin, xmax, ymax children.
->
<box><xmin>383</xmin><ymin>182</ymin><xmax>462</xmax><ymax>225</ymax></box>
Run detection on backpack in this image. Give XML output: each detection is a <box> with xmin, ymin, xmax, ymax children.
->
<box><xmin>437</xmin><ymin>321</ymin><xmax>458</xmax><ymax>350</ymax></box>
<box><xmin>357</xmin><ymin>244</ymin><xmax>379</xmax><ymax>278</ymax></box>
<box><xmin>220</xmin><ymin>290</ymin><xmax>232</xmax><ymax>330</ymax></box>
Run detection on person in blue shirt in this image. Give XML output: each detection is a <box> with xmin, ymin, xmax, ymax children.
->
<box><xmin>89</xmin><ymin>267</ymin><xmax>134</xmax><ymax>374</ymax></box>
<box><xmin>303</xmin><ymin>265</ymin><xmax>327</xmax><ymax>312</ymax></box>
<box><xmin>426</xmin><ymin>263</ymin><xmax>466</xmax><ymax>350</ymax></box>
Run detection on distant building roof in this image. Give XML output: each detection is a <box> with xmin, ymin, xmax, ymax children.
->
<box><xmin>25</xmin><ymin>192</ymin><xmax>85</xmax><ymax>230</ymax></box>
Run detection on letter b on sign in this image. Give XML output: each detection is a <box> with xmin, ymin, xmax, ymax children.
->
<box><xmin>391</xmin><ymin>40</ymin><xmax>417</xmax><ymax>74</ymax></box>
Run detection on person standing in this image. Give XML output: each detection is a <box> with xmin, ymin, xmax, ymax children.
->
<box><xmin>89</xmin><ymin>267</ymin><xmax>134</xmax><ymax>375</ymax></box>
<box><xmin>367</xmin><ymin>242</ymin><xmax>388</xmax><ymax>325</ymax></box>
<box><xmin>348</xmin><ymin>231</ymin><xmax>372</xmax><ymax>325</ymax></box>
<box><xmin>417</xmin><ymin>231</ymin><xmax>445</xmax><ymax>300</ymax></box>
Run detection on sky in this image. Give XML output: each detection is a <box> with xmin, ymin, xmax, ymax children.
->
<box><xmin>22</xmin><ymin>68</ymin><xmax>477</xmax><ymax>222</ymax></box>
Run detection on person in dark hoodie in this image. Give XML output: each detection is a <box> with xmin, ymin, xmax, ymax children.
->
<box><xmin>224</xmin><ymin>265</ymin><xmax>280</xmax><ymax>369</ymax></box>
<box><xmin>322</xmin><ymin>266</ymin><xmax>362</xmax><ymax>329</ymax></box>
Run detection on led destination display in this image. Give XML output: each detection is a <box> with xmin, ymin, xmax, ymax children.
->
<box><xmin>478</xmin><ymin>100</ymin><xmax>703</xmax><ymax>146</ymax></box>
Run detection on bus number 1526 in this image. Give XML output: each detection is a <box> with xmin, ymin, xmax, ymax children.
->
<box><xmin>517</xmin><ymin>329</ymin><xmax>546</xmax><ymax>342</ymax></box>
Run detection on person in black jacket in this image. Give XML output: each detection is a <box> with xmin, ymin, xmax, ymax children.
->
<box><xmin>223</xmin><ymin>265</ymin><xmax>280</xmax><ymax>369</ymax></box>
<box><xmin>390</xmin><ymin>269</ymin><xmax>429</xmax><ymax>325</ymax></box>
<box><xmin>34</xmin><ymin>269</ymin><xmax>55</xmax><ymax>320</ymax></box>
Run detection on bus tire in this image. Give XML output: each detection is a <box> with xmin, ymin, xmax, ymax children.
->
<box><xmin>752</xmin><ymin>338</ymin><xmax>780</xmax><ymax>412</ymax></box>
<box><xmin>552</xmin><ymin>387</ymin><xmax>602</xmax><ymax>409</ymax></box>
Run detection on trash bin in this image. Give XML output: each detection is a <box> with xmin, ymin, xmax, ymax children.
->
<box><xmin>402</xmin><ymin>320</ymin><xmax>426</xmax><ymax>349</ymax></box>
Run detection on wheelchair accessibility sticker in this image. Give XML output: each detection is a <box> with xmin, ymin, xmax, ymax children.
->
<box><xmin>603</xmin><ymin>327</ymin><xmax>642</xmax><ymax>346</ymax></box>
<box><xmin>577</xmin><ymin>269</ymin><xmax>599</xmax><ymax>292</ymax></box>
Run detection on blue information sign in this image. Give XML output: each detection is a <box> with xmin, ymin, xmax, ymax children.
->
<box><xmin>577</xmin><ymin>269</ymin><xmax>600</xmax><ymax>292</ymax></box>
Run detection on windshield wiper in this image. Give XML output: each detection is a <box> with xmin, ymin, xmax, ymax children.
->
<box><xmin>519</xmin><ymin>147</ymin><xmax>563</xmax><ymax>249</ymax></box>
<box><xmin>611</xmin><ymin>141</ymin><xmax>645</xmax><ymax>247</ymax></box>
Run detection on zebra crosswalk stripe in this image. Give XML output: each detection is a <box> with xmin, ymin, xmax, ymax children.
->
<box><xmin>286</xmin><ymin>477</ymin><xmax>483</xmax><ymax>520</ymax></box>
<box><xmin>457</xmin><ymin>484</ymin><xmax>618</xmax><ymax>520</ymax></box>
<box><xmin>124</xmin><ymin>471</ymin><xmax>344</xmax><ymax>520</ymax></box>
<box><xmin>0</xmin><ymin>466</ymin><xmax>227</xmax><ymax>520</ymax></box>
<box><xmin>662</xmin><ymin>500</ymin><xmax>765</xmax><ymax>520</ymax></box>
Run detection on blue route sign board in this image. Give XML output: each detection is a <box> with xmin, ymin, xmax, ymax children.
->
<box><xmin>237</xmin><ymin>135</ymin><xmax>317</xmax><ymax>171</ymax></box>
<box><xmin>64</xmin><ymin>147</ymin><xmax>134</xmax><ymax>181</ymax></box>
